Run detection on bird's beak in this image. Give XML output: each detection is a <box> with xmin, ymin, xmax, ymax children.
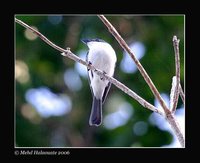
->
<box><xmin>81</xmin><ymin>39</ymin><xmax>90</xmax><ymax>44</ymax></box>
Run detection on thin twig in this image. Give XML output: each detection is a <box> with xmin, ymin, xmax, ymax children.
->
<box><xmin>171</xmin><ymin>36</ymin><xmax>181</xmax><ymax>113</ymax></box>
<box><xmin>179</xmin><ymin>84</ymin><xmax>185</xmax><ymax>105</ymax></box>
<box><xmin>15</xmin><ymin>18</ymin><xmax>163</xmax><ymax>116</ymax></box>
<box><xmin>15</xmin><ymin>18</ymin><xmax>66</xmax><ymax>53</ymax></box>
<box><xmin>170</xmin><ymin>76</ymin><xmax>177</xmax><ymax>110</ymax></box>
<box><xmin>98</xmin><ymin>15</ymin><xmax>171</xmax><ymax>116</ymax></box>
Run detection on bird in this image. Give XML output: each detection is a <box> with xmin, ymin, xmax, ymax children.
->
<box><xmin>81</xmin><ymin>38</ymin><xmax>117</xmax><ymax>126</ymax></box>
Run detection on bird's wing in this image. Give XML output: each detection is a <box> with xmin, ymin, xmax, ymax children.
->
<box><xmin>102</xmin><ymin>82</ymin><xmax>111</xmax><ymax>104</ymax></box>
<box><xmin>86</xmin><ymin>51</ymin><xmax>94</xmax><ymax>96</ymax></box>
<box><xmin>102</xmin><ymin>63</ymin><xmax>116</xmax><ymax>104</ymax></box>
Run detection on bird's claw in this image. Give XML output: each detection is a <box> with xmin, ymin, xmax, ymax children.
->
<box><xmin>100</xmin><ymin>71</ymin><xmax>106</xmax><ymax>81</ymax></box>
<box><xmin>87</xmin><ymin>61</ymin><xmax>92</xmax><ymax>71</ymax></box>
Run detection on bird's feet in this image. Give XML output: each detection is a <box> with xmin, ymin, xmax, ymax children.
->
<box><xmin>100</xmin><ymin>71</ymin><xmax>107</xmax><ymax>81</ymax></box>
<box><xmin>87</xmin><ymin>61</ymin><xmax>92</xmax><ymax>71</ymax></box>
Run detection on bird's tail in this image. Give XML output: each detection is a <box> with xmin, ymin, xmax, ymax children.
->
<box><xmin>89</xmin><ymin>97</ymin><xmax>102</xmax><ymax>126</ymax></box>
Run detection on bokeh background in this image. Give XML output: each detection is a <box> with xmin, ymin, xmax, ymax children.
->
<box><xmin>15</xmin><ymin>15</ymin><xmax>184</xmax><ymax>147</ymax></box>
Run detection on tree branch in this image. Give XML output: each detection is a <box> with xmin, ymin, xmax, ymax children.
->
<box><xmin>171</xmin><ymin>36</ymin><xmax>181</xmax><ymax>113</ymax></box>
<box><xmin>97</xmin><ymin>15</ymin><xmax>184</xmax><ymax>147</ymax></box>
<box><xmin>15</xmin><ymin>18</ymin><xmax>163</xmax><ymax>116</ymax></box>
<box><xmin>166</xmin><ymin>113</ymin><xmax>184</xmax><ymax>147</ymax></box>
<box><xmin>170</xmin><ymin>76</ymin><xmax>177</xmax><ymax>110</ymax></box>
<box><xmin>15</xmin><ymin>18</ymin><xmax>65</xmax><ymax>53</ymax></box>
<box><xmin>98</xmin><ymin>15</ymin><xmax>171</xmax><ymax>116</ymax></box>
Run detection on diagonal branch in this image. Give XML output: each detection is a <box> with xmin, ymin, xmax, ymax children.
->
<box><xmin>98</xmin><ymin>15</ymin><xmax>171</xmax><ymax>116</ymax></box>
<box><xmin>97</xmin><ymin>15</ymin><xmax>184</xmax><ymax>147</ymax></box>
<box><xmin>171</xmin><ymin>36</ymin><xmax>181</xmax><ymax>113</ymax></box>
<box><xmin>15</xmin><ymin>18</ymin><xmax>163</xmax><ymax>116</ymax></box>
<box><xmin>15</xmin><ymin>18</ymin><xmax>67</xmax><ymax>53</ymax></box>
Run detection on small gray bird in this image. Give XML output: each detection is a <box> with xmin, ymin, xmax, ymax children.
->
<box><xmin>81</xmin><ymin>38</ymin><xmax>117</xmax><ymax>126</ymax></box>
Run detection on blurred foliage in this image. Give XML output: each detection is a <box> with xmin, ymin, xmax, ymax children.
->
<box><xmin>15</xmin><ymin>15</ymin><xmax>184</xmax><ymax>147</ymax></box>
